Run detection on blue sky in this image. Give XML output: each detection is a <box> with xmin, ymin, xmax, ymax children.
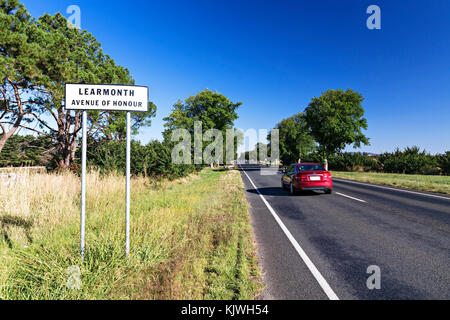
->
<box><xmin>22</xmin><ymin>0</ymin><xmax>450</xmax><ymax>154</ymax></box>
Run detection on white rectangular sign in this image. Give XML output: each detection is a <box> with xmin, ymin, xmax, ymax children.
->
<box><xmin>65</xmin><ymin>83</ymin><xmax>149</xmax><ymax>112</ymax></box>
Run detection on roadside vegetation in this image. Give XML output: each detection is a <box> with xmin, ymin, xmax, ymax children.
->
<box><xmin>331</xmin><ymin>171</ymin><xmax>450</xmax><ymax>194</ymax></box>
<box><xmin>318</xmin><ymin>147</ymin><xmax>449</xmax><ymax>175</ymax></box>
<box><xmin>0</xmin><ymin>168</ymin><xmax>261</xmax><ymax>299</ymax></box>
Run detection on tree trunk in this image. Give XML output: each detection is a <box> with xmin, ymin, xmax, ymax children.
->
<box><xmin>324</xmin><ymin>155</ymin><xmax>329</xmax><ymax>171</ymax></box>
<box><xmin>57</xmin><ymin>145</ymin><xmax>71</xmax><ymax>169</ymax></box>
<box><xmin>0</xmin><ymin>129</ymin><xmax>15</xmax><ymax>154</ymax></box>
<box><xmin>0</xmin><ymin>81</ymin><xmax>25</xmax><ymax>154</ymax></box>
<box><xmin>56</xmin><ymin>110</ymin><xmax>81</xmax><ymax>169</ymax></box>
<box><xmin>60</xmin><ymin>153</ymin><xmax>71</xmax><ymax>169</ymax></box>
<box><xmin>68</xmin><ymin>111</ymin><xmax>81</xmax><ymax>166</ymax></box>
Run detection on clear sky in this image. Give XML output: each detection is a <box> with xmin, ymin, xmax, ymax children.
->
<box><xmin>22</xmin><ymin>0</ymin><xmax>450</xmax><ymax>154</ymax></box>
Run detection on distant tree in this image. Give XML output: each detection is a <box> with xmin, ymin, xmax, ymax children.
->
<box><xmin>269</xmin><ymin>112</ymin><xmax>316</xmax><ymax>165</ymax></box>
<box><xmin>304</xmin><ymin>89</ymin><xmax>369</xmax><ymax>170</ymax></box>
<box><xmin>255</xmin><ymin>142</ymin><xmax>269</xmax><ymax>162</ymax></box>
<box><xmin>0</xmin><ymin>134</ymin><xmax>55</xmax><ymax>167</ymax></box>
<box><xmin>163</xmin><ymin>89</ymin><xmax>241</xmax><ymax>165</ymax></box>
<box><xmin>243</xmin><ymin>142</ymin><xmax>269</xmax><ymax>163</ymax></box>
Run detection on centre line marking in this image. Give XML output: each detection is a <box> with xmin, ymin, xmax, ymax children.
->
<box><xmin>336</xmin><ymin>192</ymin><xmax>367</xmax><ymax>203</ymax></box>
<box><xmin>240</xmin><ymin>166</ymin><xmax>339</xmax><ymax>300</ymax></box>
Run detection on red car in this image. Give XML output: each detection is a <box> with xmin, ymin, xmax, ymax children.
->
<box><xmin>281</xmin><ymin>163</ymin><xmax>333</xmax><ymax>195</ymax></box>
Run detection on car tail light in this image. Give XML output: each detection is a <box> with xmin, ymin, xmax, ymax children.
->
<box><xmin>299</xmin><ymin>174</ymin><xmax>307</xmax><ymax>181</ymax></box>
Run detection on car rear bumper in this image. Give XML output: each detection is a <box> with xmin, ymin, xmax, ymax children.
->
<box><xmin>300</xmin><ymin>186</ymin><xmax>332</xmax><ymax>191</ymax></box>
<box><xmin>296</xmin><ymin>181</ymin><xmax>333</xmax><ymax>191</ymax></box>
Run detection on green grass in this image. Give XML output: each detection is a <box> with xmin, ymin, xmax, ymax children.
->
<box><xmin>0</xmin><ymin>169</ymin><xmax>261</xmax><ymax>300</ymax></box>
<box><xmin>331</xmin><ymin>171</ymin><xmax>450</xmax><ymax>194</ymax></box>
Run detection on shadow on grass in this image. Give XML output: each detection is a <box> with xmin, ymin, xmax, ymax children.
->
<box><xmin>0</xmin><ymin>215</ymin><xmax>33</xmax><ymax>248</ymax></box>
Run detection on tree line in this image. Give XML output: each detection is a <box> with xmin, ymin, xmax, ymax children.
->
<box><xmin>262</xmin><ymin>89</ymin><xmax>448</xmax><ymax>175</ymax></box>
<box><xmin>264</xmin><ymin>89</ymin><xmax>369</xmax><ymax>170</ymax></box>
<box><xmin>299</xmin><ymin>149</ymin><xmax>450</xmax><ymax>175</ymax></box>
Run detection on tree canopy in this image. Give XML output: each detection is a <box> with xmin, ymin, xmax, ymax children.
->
<box><xmin>0</xmin><ymin>0</ymin><xmax>156</xmax><ymax>168</ymax></box>
<box><xmin>164</xmin><ymin>89</ymin><xmax>241</xmax><ymax>135</ymax></box>
<box><xmin>304</xmin><ymin>89</ymin><xmax>369</xmax><ymax>169</ymax></box>
<box><xmin>0</xmin><ymin>0</ymin><xmax>45</xmax><ymax>153</ymax></box>
<box><xmin>163</xmin><ymin>89</ymin><xmax>241</xmax><ymax>165</ymax></box>
<box><xmin>270</xmin><ymin>113</ymin><xmax>316</xmax><ymax>165</ymax></box>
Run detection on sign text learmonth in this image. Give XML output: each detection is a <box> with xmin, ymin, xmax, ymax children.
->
<box><xmin>65</xmin><ymin>84</ymin><xmax>149</xmax><ymax>112</ymax></box>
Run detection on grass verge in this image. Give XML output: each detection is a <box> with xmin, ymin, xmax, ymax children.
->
<box><xmin>331</xmin><ymin>171</ymin><xmax>450</xmax><ymax>194</ymax></box>
<box><xmin>0</xmin><ymin>168</ymin><xmax>261</xmax><ymax>299</ymax></box>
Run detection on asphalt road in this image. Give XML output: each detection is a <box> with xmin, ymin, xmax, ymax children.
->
<box><xmin>239</xmin><ymin>164</ymin><xmax>450</xmax><ymax>300</ymax></box>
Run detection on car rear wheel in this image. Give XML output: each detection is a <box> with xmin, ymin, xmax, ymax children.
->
<box><xmin>325</xmin><ymin>189</ymin><xmax>332</xmax><ymax>194</ymax></box>
<box><xmin>281</xmin><ymin>180</ymin><xmax>286</xmax><ymax>190</ymax></box>
<box><xmin>290</xmin><ymin>183</ymin><xmax>296</xmax><ymax>195</ymax></box>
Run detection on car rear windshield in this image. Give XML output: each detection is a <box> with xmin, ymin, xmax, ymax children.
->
<box><xmin>297</xmin><ymin>164</ymin><xmax>325</xmax><ymax>171</ymax></box>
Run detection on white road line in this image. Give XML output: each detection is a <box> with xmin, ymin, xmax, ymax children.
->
<box><xmin>333</xmin><ymin>178</ymin><xmax>450</xmax><ymax>201</ymax></box>
<box><xmin>240</xmin><ymin>166</ymin><xmax>339</xmax><ymax>300</ymax></box>
<box><xmin>336</xmin><ymin>192</ymin><xmax>367</xmax><ymax>203</ymax></box>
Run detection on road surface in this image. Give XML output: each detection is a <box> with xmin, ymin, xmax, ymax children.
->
<box><xmin>239</xmin><ymin>164</ymin><xmax>450</xmax><ymax>300</ymax></box>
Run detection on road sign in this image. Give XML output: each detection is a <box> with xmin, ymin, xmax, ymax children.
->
<box><xmin>65</xmin><ymin>83</ymin><xmax>149</xmax><ymax>259</ymax></box>
<box><xmin>65</xmin><ymin>83</ymin><xmax>148</xmax><ymax>112</ymax></box>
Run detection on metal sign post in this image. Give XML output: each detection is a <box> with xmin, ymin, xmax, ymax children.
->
<box><xmin>80</xmin><ymin>110</ymin><xmax>87</xmax><ymax>259</ymax></box>
<box><xmin>125</xmin><ymin>111</ymin><xmax>131</xmax><ymax>257</ymax></box>
<box><xmin>65</xmin><ymin>84</ymin><xmax>149</xmax><ymax>259</ymax></box>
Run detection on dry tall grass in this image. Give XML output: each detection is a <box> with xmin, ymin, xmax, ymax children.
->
<box><xmin>0</xmin><ymin>171</ymin><xmax>134</xmax><ymax>243</ymax></box>
<box><xmin>0</xmin><ymin>169</ymin><xmax>261</xmax><ymax>299</ymax></box>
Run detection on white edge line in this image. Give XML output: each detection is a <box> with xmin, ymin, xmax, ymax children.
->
<box><xmin>336</xmin><ymin>192</ymin><xmax>367</xmax><ymax>203</ymax></box>
<box><xmin>333</xmin><ymin>178</ymin><xmax>450</xmax><ymax>201</ymax></box>
<box><xmin>240</xmin><ymin>166</ymin><xmax>340</xmax><ymax>300</ymax></box>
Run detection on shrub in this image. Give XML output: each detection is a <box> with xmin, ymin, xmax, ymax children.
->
<box><xmin>378</xmin><ymin>146</ymin><xmax>438</xmax><ymax>174</ymax></box>
<box><xmin>86</xmin><ymin>139</ymin><xmax>200</xmax><ymax>179</ymax></box>
<box><xmin>303</xmin><ymin>152</ymin><xmax>381</xmax><ymax>172</ymax></box>
<box><xmin>0</xmin><ymin>135</ymin><xmax>56</xmax><ymax>168</ymax></box>
<box><xmin>303</xmin><ymin>146</ymin><xmax>441</xmax><ymax>174</ymax></box>
<box><xmin>438</xmin><ymin>151</ymin><xmax>450</xmax><ymax>175</ymax></box>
